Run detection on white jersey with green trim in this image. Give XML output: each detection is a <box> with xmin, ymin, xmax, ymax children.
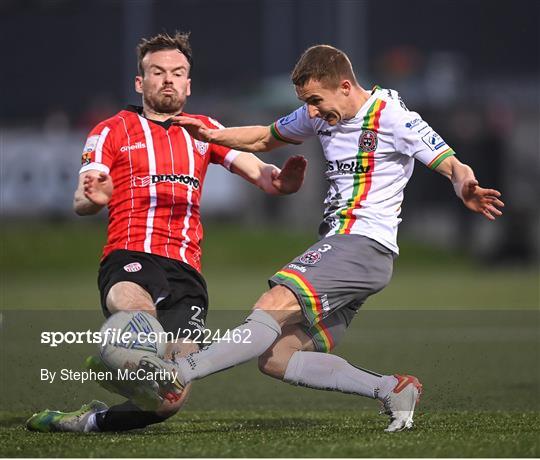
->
<box><xmin>270</xmin><ymin>87</ymin><xmax>455</xmax><ymax>254</ymax></box>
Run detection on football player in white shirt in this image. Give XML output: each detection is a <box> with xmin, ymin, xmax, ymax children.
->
<box><xmin>145</xmin><ymin>45</ymin><xmax>503</xmax><ymax>432</ymax></box>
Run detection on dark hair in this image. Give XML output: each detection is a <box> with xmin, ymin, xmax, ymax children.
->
<box><xmin>291</xmin><ymin>45</ymin><xmax>357</xmax><ymax>88</ymax></box>
<box><xmin>137</xmin><ymin>31</ymin><xmax>193</xmax><ymax>76</ymax></box>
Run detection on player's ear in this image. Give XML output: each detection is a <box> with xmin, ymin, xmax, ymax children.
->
<box><xmin>186</xmin><ymin>78</ymin><xmax>191</xmax><ymax>97</ymax></box>
<box><xmin>135</xmin><ymin>75</ymin><xmax>143</xmax><ymax>94</ymax></box>
<box><xmin>340</xmin><ymin>80</ymin><xmax>351</xmax><ymax>96</ymax></box>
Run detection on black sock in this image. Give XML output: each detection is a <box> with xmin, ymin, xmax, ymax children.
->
<box><xmin>95</xmin><ymin>401</ymin><xmax>167</xmax><ymax>432</ymax></box>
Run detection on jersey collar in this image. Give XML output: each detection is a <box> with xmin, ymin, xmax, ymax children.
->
<box><xmin>343</xmin><ymin>86</ymin><xmax>380</xmax><ymax>125</ymax></box>
<box><xmin>126</xmin><ymin>105</ymin><xmax>182</xmax><ymax>130</ymax></box>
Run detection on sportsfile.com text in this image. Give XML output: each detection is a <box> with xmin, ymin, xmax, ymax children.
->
<box><xmin>40</xmin><ymin>328</ymin><xmax>252</xmax><ymax>347</ymax></box>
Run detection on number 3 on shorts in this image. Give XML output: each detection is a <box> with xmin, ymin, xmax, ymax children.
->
<box><xmin>318</xmin><ymin>244</ymin><xmax>332</xmax><ymax>253</ymax></box>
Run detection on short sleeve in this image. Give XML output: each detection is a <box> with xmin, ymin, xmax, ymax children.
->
<box><xmin>394</xmin><ymin>111</ymin><xmax>455</xmax><ymax>170</ymax></box>
<box><xmin>270</xmin><ymin>105</ymin><xmax>315</xmax><ymax>144</ymax></box>
<box><xmin>79</xmin><ymin>123</ymin><xmax>115</xmax><ymax>174</ymax></box>
<box><xmin>203</xmin><ymin>116</ymin><xmax>241</xmax><ymax>170</ymax></box>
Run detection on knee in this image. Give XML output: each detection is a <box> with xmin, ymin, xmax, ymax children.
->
<box><xmin>253</xmin><ymin>286</ymin><xmax>304</xmax><ymax>326</ymax></box>
<box><xmin>153</xmin><ymin>383</ymin><xmax>192</xmax><ymax>419</ymax></box>
<box><xmin>255</xmin><ymin>286</ymin><xmax>293</xmax><ymax>310</ymax></box>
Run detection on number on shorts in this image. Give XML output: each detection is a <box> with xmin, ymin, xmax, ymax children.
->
<box><xmin>190</xmin><ymin>305</ymin><xmax>204</xmax><ymax>326</ymax></box>
<box><xmin>318</xmin><ymin>243</ymin><xmax>332</xmax><ymax>253</ymax></box>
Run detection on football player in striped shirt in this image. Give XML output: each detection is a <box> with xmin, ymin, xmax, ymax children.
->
<box><xmin>141</xmin><ymin>45</ymin><xmax>504</xmax><ymax>432</ymax></box>
<box><xmin>26</xmin><ymin>32</ymin><xmax>306</xmax><ymax>433</ymax></box>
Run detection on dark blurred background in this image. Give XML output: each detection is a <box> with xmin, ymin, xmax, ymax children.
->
<box><xmin>1</xmin><ymin>0</ymin><xmax>539</xmax><ymax>310</ymax></box>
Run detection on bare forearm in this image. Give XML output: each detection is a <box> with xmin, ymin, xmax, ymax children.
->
<box><xmin>209</xmin><ymin>126</ymin><xmax>276</xmax><ymax>152</ymax></box>
<box><xmin>231</xmin><ymin>155</ymin><xmax>260</xmax><ymax>184</ymax></box>
<box><xmin>449</xmin><ymin>162</ymin><xmax>475</xmax><ymax>199</ymax></box>
<box><xmin>73</xmin><ymin>190</ymin><xmax>104</xmax><ymax>216</ymax></box>
<box><xmin>435</xmin><ymin>156</ymin><xmax>475</xmax><ymax>199</ymax></box>
<box><xmin>230</xmin><ymin>152</ymin><xmax>279</xmax><ymax>193</ymax></box>
<box><xmin>434</xmin><ymin>155</ymin><xmax>503</xmax><ymax>219</ymax></box>
<box><xmin>230</xmin><ymin>152</ymin><xmax>306</xmax><ymax>195</ymax></box>
<box><xmin>73</xmin><ymin>170</ymin><xmax>112</xmax><ymax>215</ymax></box>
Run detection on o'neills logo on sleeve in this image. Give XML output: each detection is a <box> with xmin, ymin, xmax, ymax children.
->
<box><xmin>132</xmin><ymin>174</ymin><xmax>200</xmax><ymax>189</ymax></box>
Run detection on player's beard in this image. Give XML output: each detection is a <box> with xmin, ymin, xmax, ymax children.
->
<box><xmin>144</xmin><ymin>90</ymin><xmax>184</xmax><ymax>115</ymax></box>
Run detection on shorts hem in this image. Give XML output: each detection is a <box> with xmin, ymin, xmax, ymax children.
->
<box><xmin>268</xmin><ymin>277</ymin><xmax>318</xmax><ymax>327</ymax></box>
<box><xmin>301</xmin><ymin>324</ymin><xmax>327</xmax><ymax>352</ymax></box>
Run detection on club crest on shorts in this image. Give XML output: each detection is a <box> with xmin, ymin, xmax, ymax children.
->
<box><xmin>123</xmin><ymin>262</ymin><xmax>142</xmax><ymax>273</ymax></box>
<box><xmin>359</xmin><ymin>129</ymin><xmax>378</xmax><ymax>152</ymax></box>
<box><xmin>299</xmin><ymin>250</ymin><xmax>322</xmax><ymax>265</ymax></box>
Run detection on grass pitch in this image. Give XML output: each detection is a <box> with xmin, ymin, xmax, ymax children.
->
<box><xmin>2</xmin><ymin>411</ymin><xmax>538</xmax><ymax>458</ymax></box>
<box><xmin>1</xmin><ymin>221</ymin><xmax>539</xmax><ymax>457</ymax></box>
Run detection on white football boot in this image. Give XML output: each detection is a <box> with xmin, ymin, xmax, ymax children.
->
<box><xmin>380</xmin><ymin>374</ymin><xmax>423</xmax><ymax>432</ymax></box>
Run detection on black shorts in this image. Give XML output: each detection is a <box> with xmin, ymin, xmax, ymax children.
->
<box><xmin>98</xmin><ymin>250</ymin><xmax>208</xmax><ymax>341</ymax></box>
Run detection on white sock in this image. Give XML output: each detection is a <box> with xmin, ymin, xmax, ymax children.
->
<box><xmin>83</xmin><ymin>411</ymin><xmax>101</xmax><ymax>432</ymax></box>
<box><xmin>284</xmin><ymin>351</ymin><xmax>398</xmax><ymax>400</ymax></box>
<box><xmin>176</xmin><ymin>309</ymin><xmax>281</xmax><ymax>384</ymax></box>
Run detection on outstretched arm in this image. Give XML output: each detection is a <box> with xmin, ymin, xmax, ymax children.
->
<box><xmin>230</xmin><ymin>152</ymin><xmax>307</xmax><ymax>195</ymax></box>
<box><xmin>73</xmin><ymin>170</ymin><xmax>113</xmax><ymax>215</ymax></box>
<box><xmin>434</xmin><ymin>156</ymin><xmax>504</xmax><ymax>220</ymax></box>
<box><xmin>172</xmin><ymin>116</ymin><xmax>284</xmax><ymax>153</ymax></box>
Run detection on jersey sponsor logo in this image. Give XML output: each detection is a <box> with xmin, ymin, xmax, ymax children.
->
<box><xmin>278</xmin><ymin>112</ymin><xmax>298</xmax><ymax>126</ymax></box>
<box><xmin>83</xmin><ymin>135</ymin><xmax>99</xmax><ymax>154</ymax></box>
<box><xmin>326</xmin><ymin>160</ymin><xmax>371</xmax><ymax>175</ymax></box>
<box><xmin>405</xmin><ymin>118</ymin><xmax>422</xmax><ymax>129</ymax></box>
<box><xmin>299</xmin><ymin>250</ymin><xmax>321</xmax><ymax>265</ymax></box>
<box><xmin>132</xmin><ymin>176</ymin><xmax>152</xmax><ymax>187</ymax></box>
<box><xmin>359</xmin><ymin>129</ymin><xmax>378</xmax><ymax>152</ymax></box>
<box><xmin>132</xmin><ymin>174</ymin><xmax>200</xmax><ymax>189</ymax></box>
<box><xmin>317</xmin><ymin>129</ymin><xmax>332</xmax><ymax>137</ymax></box>
<box><xmin>287</xmin><ymin>263</ymin><xmax>307</xmax><ymax>273</ymax></box>
<box><xmin>194</xmin><ymin>139</ymin><xmax>209</xmax><ymax>156</ymax></box>
<box><xmin>120</xmin><ymin>141</ymin><xmax>146</xmax><ymax>152</ymax></box>
<box><xmin>123</xmin><ymin>262</ymin><xmax>142</xmax><ymax>272</ymax></box>
<box><xmin>421</xmin><ymin>131</ymin><xmax>446</xmax><ymax>151</ymax></box>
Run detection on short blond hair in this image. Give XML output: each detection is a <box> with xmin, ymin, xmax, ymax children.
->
<box><xmin>291</xmin><ymin>45</ymin><xmax>357</xmax><ymax>88</ymax></box>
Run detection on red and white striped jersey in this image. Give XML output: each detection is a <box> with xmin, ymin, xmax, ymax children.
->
<box><xmin>79</xmin><ymin>106</ymin><xmax>240</xmax><ymax>272</ymax></box>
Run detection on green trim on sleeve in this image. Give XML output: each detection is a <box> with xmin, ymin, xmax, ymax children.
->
<box><xmin>270</xmin><ymin>122</ymin><xmax>302</xmax><ymax>145</ymax></box>
<box><xmin>429</xmin><ymin>148</ymin><xmax>455</xmax><ymax>170</ymax></box>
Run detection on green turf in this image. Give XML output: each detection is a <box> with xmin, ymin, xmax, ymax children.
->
<box><xmin>1</xmin><ymin>221</ymin><xmax>538</xmax><ymax>309</ymax></box>
<box><xmin>1</xmin><ymin>308</ymin><xmax>539</xmax><ymax>457</ymax></box>
<box><xmin>1</xmin><ymin>411</ymin><xmax>538</xmax><ymax>458</ymax></box>
<box><xmin>1</xmin><ymin>221</ymin><xmax>539</xmax><ymax>457</ymax></box>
